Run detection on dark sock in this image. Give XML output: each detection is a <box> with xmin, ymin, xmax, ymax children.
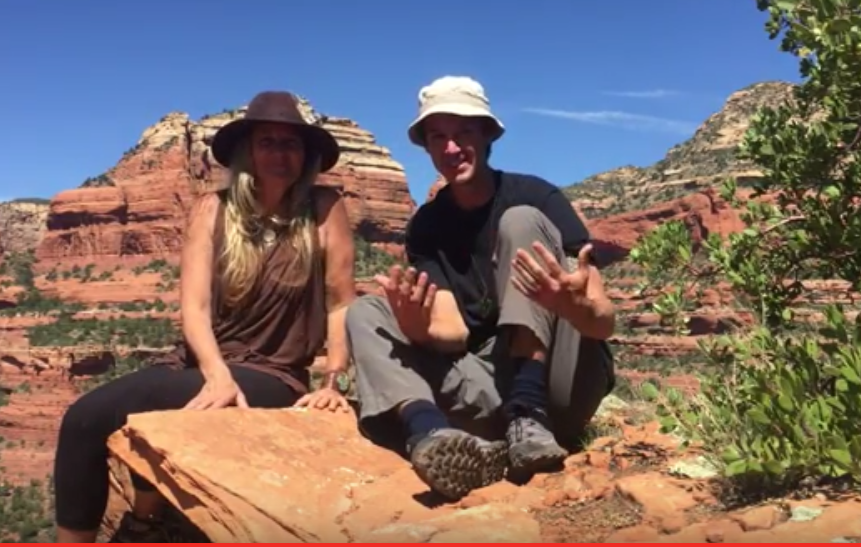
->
<box><xmin>505</xmin><ymin>358</ymin><xmax>548</xmax><ymax>415</ymax></box>
<box><xmin>401</xmin><ymin>399</ymin><xmax>449</xmax><ymax>441</ymax></box>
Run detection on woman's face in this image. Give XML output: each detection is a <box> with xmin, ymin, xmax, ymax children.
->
<box><xmin>250</xmin><ymin>122</ymin><xmax>306</xmax><ymax>188</ymax></box>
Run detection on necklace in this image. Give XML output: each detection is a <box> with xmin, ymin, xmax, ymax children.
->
<box><xmin>468</xmin><ymin>177</ymin><xmax>502</xmax><ymax>320</ymax></box>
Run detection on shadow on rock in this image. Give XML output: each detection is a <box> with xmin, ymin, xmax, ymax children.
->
<box><xmin>69</xmin><ymin>351</ymin><xmax>116</xmax><ymax>377</ymax></box>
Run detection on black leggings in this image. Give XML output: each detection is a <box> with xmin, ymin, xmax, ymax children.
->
<box><xmin>53</xmin><ymin>365</ymin><xmax>299</xmax><ymax>531</ymax></box>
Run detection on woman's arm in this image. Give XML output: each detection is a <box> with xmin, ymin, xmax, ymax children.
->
<box><xmin>315</xmin><ymin>187</ymin><xmax>357</xmax><ymax>383</ymax></box>
<box><xmin>180</xmin><ymin>192</ymin><xmax>230</xmax><ymax>380</ymax></box>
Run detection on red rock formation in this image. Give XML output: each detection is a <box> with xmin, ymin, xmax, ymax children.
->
<box><xmin>104</xmin><ymin>402</ymin><xmax>861</xmax><ymax>543</ymax></box>
<box><xmin>0</xmin><ymin>369</ymin><xmax>79</xmax><ymax>483</ymax></box>
<box><xmin>35</xmin><ymin>101</ymin><xmax>415</xmax><ymax>265</ymax></box>
<box><xmin>587</xmin><ymin>189</ymin><xmax>747</xmax><ymax>263</ymax></box>
<box><xmin>318</xmin><ymin>117</ymin><xmax>416</xmax><ymax>243</ymax></box>
<box><xmin>0</xmin><ymin>280</ymin><xmax>22</xmax><ymax>310</ymax></box>
<box><xmin>108</xmin><ymin>409</ymin><xmax>543</xmax><ymax>542</ymax></box>
<box><xmin>34</xmin><ymin>266</ymin><xmax>181</xmax><ymax>304</ymax></box>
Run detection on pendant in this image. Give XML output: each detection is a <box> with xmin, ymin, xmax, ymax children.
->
<box><xmin>478</xmin><ymin>297</ymin><xmax>494</xmax><ymax>317</ymax></box>
<box><xmin>262</xmin><ymin>228</ymin><xmax>276</xmax><ymax>247</ymax></box>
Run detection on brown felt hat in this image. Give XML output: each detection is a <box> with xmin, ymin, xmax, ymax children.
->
<box><xmin>211</xmin><ymin>91</ymin><xmax>341</xmax><ymax>172</ymax></box>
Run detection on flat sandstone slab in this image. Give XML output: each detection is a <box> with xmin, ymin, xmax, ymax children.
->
<box><xmin>107</xmin><ymin>408</ymin><xmax>541</xmax><ymax>543</ymax></box>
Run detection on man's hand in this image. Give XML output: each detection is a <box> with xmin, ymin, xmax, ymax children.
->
<box><xmin>375</xmin><ymin>265</ymin><xmax>437</xmax><ymax>343</ymax></box>
<box><xmin>511</xmin><ymin>242</ymin><xmax>593</xmax><ymax>318</ymax></box>
<box><xmin>512</xmin><ymin>241</ymin><xmax>615</xmax><ymax>339</ymax></box>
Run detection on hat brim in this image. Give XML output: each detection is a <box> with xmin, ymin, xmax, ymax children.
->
<box><xmin>408</xmin><ymin>104</ymin><xmax>505</xmax><ymax>147</ymax></box>
<box><xmin>211</xmin><ymin>119</ymin><xmax>341</xmax><ymax>173</ymax></box>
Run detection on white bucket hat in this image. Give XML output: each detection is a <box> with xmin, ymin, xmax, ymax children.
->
<box><xmin>407</xmin><ymin>76</ymin><xmax>506</xmax><ymax>147</ymax></box>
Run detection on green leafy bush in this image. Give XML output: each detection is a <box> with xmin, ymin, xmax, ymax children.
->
<box><xmin>630</xmin><ymin>0</ymin><xmax>861</xmax><ymax>495</ymax></box>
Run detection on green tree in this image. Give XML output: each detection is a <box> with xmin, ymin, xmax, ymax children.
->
<box><xmin>629</xmin><ymin>0</ymin><xmax>861</xmax><ymax>495</ymax></box>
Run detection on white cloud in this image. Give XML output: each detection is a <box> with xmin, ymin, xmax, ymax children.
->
<box><xmin>522</xmin><ymin>108</ymin><xmax>697</xmax><ymax>135</ymax></box>
<box><xmin>602</xmin><ymin>89</ymin><xmax>681</xmax><ymax>99</ymax></box>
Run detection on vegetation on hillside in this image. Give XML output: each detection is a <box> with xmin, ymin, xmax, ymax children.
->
<box><xmin>0</xmin><ymin>251</ymin><xmax>75</xmax><ymax>317</ymax></box>
<box><xmin>630</xmin><ymin>0</ymin><xmax>861</xmax><ymax>499</ymax></box>
<box><xmin>0</xmin><ymin>471</ymin><xmax>54</xmax><ymax>542</ymax></box>
<box><xmin>2</xmin><ymin>198</ymin><xmax>50</xmax><ymax>205</ymax></box>
<box><xmin>562</xmin><ymin>80</ymin><xmax>795</xmax><ymax>219</ymax></box>
<box><xmin>354</xmin><ymin>236</ymin><xmax>397</xmax><ymax>277</ymax></box>
<box><xmin>3</xmin><ymin>236</ymin><xmax>393</xmax><ymax>360</ymax></box>
<box><xmin>80</xmin><ymin>173</ymin><xmax>114</xmax><ymax>188</ymax></box>
<box><xmin>0</xmin><ymin>391</ymin><xmax>54</xmax><ymax>542</ymax></box>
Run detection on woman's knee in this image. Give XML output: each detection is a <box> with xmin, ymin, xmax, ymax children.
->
<box><xmin>59</xmin><ymin>389</ymin><xmax>116</xmax><ymax>443</ymax></box>
<box><xmin>58</xmin><ymin>369</ymin><xmax>159</xmax><ymax>443</ymax></box>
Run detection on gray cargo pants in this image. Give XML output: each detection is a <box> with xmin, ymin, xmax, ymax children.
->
<box><xmin>346</xmin><ymin>205</ymin><xmax>614</xmax><ymax>449</ymax></box>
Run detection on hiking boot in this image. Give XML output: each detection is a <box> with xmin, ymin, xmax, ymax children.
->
<box><xmin>506</xmin><ymin>408</ymin><xmax>568</xmax><ymax>474</ymax></box>
<box><xmin>107</xmin><ymin>511</ymin><xmax>181</xmax><ymax>543</ymax></box>
<box><xmin>408</xmin><ymin>428</ymin><xmax>508</xmax><ymax>500</ymax></box>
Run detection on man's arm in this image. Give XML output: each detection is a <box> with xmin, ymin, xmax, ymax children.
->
<box><xmin>405</xmin><ymin>211</ymin><xmax>469</xmax><ymax>351</ymax></box>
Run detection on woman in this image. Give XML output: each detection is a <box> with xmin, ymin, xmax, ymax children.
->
<box><xmin>53</xmin><ymin>91</ymin><xmax>357</xmax><ymax>542</ymax></box>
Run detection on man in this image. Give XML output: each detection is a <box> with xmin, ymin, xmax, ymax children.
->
<box><xmin>345</xmin><ymin>75</ymin><xmax>616</xmax><ymax>500</ymax></box>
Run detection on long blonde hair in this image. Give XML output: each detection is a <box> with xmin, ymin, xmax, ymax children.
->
<box><xmin>218</xmin><ymin>138</ymin><xmax>321</xmax><ymax>309</ymax></box>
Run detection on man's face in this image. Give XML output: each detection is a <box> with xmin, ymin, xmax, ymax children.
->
<box><xmin>423</xmin><ymin>114</ymin><xmax>490</xmax><ymax>185</ymax></box>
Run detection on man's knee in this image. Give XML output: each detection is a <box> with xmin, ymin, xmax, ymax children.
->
<box><xmin>498</xmin><ymin>205</ymin><xmax>561</xmax><ymax>245</ymax></box>
<box><xmin>346</xmin><ymin>294</ymin><xmax>411</xmax><ymax>381</ymax></box>
<box><xmin>346</xmin><ymin>293</ymin><xmax>392</xmax><ymax>334</ymax></box>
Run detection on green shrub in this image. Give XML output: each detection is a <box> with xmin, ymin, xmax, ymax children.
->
<box><xmin>630</xmin><ymin>0</ymin><xmax>861</xmax><ymax>495</ymax></box>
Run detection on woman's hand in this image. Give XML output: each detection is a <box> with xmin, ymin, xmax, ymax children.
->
<box><xmin>295</xmin><ymin>387</ymin><xmax>351</xmax><ymax>413</ymax></box>
<box><xmin>184</xmin><ymin>370</ymin><xmax>249</xmax><ymax>410</ymax></box>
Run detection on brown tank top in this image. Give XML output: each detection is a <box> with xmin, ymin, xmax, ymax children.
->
<box><xmin>164</xmin><ymin>189</ymin><xmax>327</xmax><ymax>395</ymax></box>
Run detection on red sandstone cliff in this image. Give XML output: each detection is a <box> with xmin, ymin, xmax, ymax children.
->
<box><xmin>587</xmin><ymin>189</ymin><xmax>747</xmax><ymax>262</ymax></box>
<box><xmin>34</xmin><ymin>100</ymin><xmax>415</xmax><ymax>265</ymax></box>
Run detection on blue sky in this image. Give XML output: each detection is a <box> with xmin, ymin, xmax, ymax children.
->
<box><xmin>0</xmin><ymin>1</ymin><xmax>800</xmax><ymax>204</ymax></box>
